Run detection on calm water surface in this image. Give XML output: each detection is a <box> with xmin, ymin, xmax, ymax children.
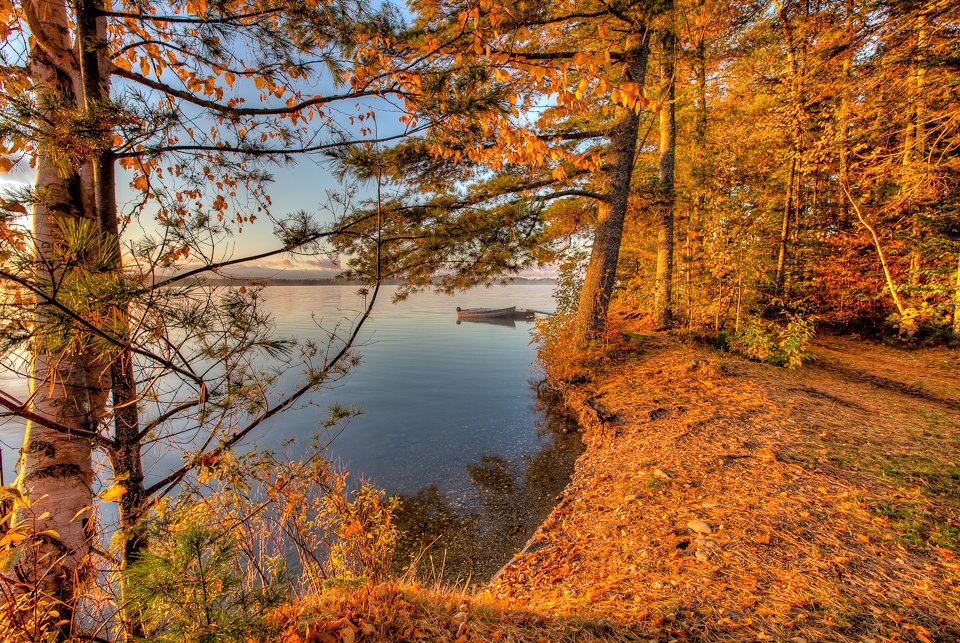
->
<box><xmin>0</xmin><ymin>284</ymin><xmax>582</xmax><ymax>580</ymax></box>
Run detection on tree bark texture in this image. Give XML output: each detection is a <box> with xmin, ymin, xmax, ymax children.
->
<box><xmin>774</xmin><ymin>4</ymin><xmax>802</xmax><ymax>298</ymax></box>
<box><xmin>76</xmin><ymin>1</ymin><xmax>148</xmax><ymax>637</ymax></box>
<box><xmin>654</xmin><ymin>24</ymin><xmax>677</xmax><ymax>330</ymax></box>
<box><xmin>16</xmin><ymin>0</ymin><xmax>109</xmax><ymax>628</ymax></box>
<box><xmin>953</xmin><ymin>253</ymin><xmax>960</xmax><ymax>338</ymax></box>
<box><xmin>905</xmin><ymin>23</ymin><xmax>926</xmax><ymax>287</ymax></box>
<box><xmin>575</xmin><ymin>42</ymin><xmax>650</xmax><ymax>343</ymax></box>
<box><xmin>776</xmin><ymin>155</ymin><xmax>796</xmax><ymax>296</ymax></box>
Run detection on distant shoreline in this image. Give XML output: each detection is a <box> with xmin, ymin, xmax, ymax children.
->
<box><xmin>184</xmin><ymin>277</ymin><xmax>557</xmax><ymax>287</ymax></box>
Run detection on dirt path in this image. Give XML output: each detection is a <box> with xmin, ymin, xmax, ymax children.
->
<box><xmin>489</xmin><ymin>327</ymin><xmax>960</xmax><ymax>641</ymax></box>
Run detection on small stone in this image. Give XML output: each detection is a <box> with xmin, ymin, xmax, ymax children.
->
<box><xmin>695</xmin><ymin>550</ymin><xmax>710</xmax><ymax>562</ymax></box>
<box><xmin>649</xmin><ymin>407</ymin><xmax>671</xmax><ymax>421</ymax></box>
<box><xmin>653</xmin><ymin>468</ymin><xmax>671</xmax><ymax>480</ymax></box>
<box><xmin>651</xmin><ymin>581</ymin><xmax>665</xmax><ymax>589</ymax></box>
<box><xmin>640</xmin><ymin>549</ymin><xmax>651</xmax><ymax>559</ymax></box>
<box><xmin>687</xmin><ymin>519</ymin><xmax>713</xmax><ymax>535</ymax></box>
<box><xmin>695</xmin><ymin>537</ymin><xmax>719</xmax><ymax>548</ymax></box>
<box><xmin>597</xmin><ymin>618</ymin><xmax>613</xmax><ymax>631</ymax></box>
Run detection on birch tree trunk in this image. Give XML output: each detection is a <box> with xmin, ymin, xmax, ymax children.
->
<box><xmin>654</xmin><ymin>23</ymin><xmax>677</xmax><ymax>330</ymax></box>
<box><xmin>16</xmin><ymin>0</ymin><xmax>109</xmax><ymax>630</ymax></box>
<box><xmin>575</xmin><ymin>43</ymin><xmax>650</xmax><ymax>343</ymax></box>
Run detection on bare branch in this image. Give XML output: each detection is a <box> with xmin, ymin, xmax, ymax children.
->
<box><xmin>0</xmin><ymin>388</ymin><xmax>112</xmax><ymax>445</ymax></box>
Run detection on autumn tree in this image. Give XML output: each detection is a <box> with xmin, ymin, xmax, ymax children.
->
<box><xmin>0</xmin><ymin>0</ymin><xmax>411</xmax><ymax>637</ymax></box>
<box><xmin>653</xmin><ymin>0</ymin><xmax>677</xmax><ymax>329</ymax></box>
<box><xmin>330</xmin><ymin>0</ymin><xmax>686</xmax><ymax>343</ymax></box>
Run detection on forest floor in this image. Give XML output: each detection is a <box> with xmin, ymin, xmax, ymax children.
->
<box><xmin>487</xmin><ymin>320</ymin><xmax>960</xmax><ymax>641</ymax></box>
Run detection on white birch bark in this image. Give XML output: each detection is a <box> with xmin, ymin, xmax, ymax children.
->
<box><xmin>15</xmin><ymin>0</ymin><xmax>109</xmax><ymax>620</ymax></box>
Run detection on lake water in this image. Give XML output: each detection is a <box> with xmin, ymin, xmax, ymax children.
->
<box><xmin>0</xmin><ymin>284</ymin><xmax>583</xmax><ymax>581</ymax></box>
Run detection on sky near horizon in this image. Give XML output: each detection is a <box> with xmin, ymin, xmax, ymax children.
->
<box><xmin>1</xmin><ymin>154</ymin><xmax>360</xmax><ymax>276</ymax></box>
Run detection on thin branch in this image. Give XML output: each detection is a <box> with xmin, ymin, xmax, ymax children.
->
<box><xmin>135</xmin><ymin>395</ymin><xmax>204</xmax><ymax>443</ymax></box>
<box><xmin>112</xmin><ymin>66</ymin><xmax>405</xmax><ymax>117</ymax></box>
<box><xmin>0</xmin><ymin>269</ymin><xmax>205</xmax><ymax>388</ymax></box>
<box><xmin>837</xmin><ymin>176</ymin><xmax>907</xmax><ymax>316</ymax></box>
<box><xmin>0</xmin><ymin>388</ymin><xmax>111</xmax><ymax>445</ymax></box>
<box><xmin>114</xmin><ymin>125</ymin><xmax>431</xmax><ymax>160</ymax></box>
<box><xmin>535</xmin><ymin>188</ymin><xmax>604</xmax><ymax>201</ymax></box>
<box><xmin>146</xmin><ymin>275</ymin><xmax>385</xmax><ymax>498</ymax></box>
<box><xmin>98</xmin><ymin>7</ymin><xmax>284</xmax><ymax>25</ymax></box>
<box><xmin>538</xmin><ymin>130</ymin><xmax>609</xmax><ymax>141</ymax></box>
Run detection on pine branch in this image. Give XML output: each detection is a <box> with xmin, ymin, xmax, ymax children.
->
<box><xmin>0</xmin><ymin>269</ymin><xmax>206</xmax><ymax>388</ymax></box>
<box><xmin>114</xmin><ymin>125</ymin><xmax>431</xmax><ymax>160</ymax></box>
<box><xmin>98</xmin><ymin>7</ymin><xmax>285</xmax><ymax>26</ymax></box>
<box><xmin>112</xmin><ymin>66</ymin><xmax>406</xmax><ymax>117</ymax></box>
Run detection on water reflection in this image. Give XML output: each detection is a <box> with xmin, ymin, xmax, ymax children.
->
<box><xmin>455</xmin><ymin>317</ymin><xmax>520</xmax><ymax>328</ymax></box>
<box><xmin>392</xmin><ymin>390</ymin><xmax>583</xmax><ymax>583</ymax></box>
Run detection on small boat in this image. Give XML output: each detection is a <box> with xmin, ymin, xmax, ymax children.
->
<box><xmin>456</xmin><ymin>306</ymin><xmax>517</xmax><ymax>319</ymax></box>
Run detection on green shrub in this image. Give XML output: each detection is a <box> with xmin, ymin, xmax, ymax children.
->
<box><xmin>124</xmin><ymin>522</ymin><xmax>287</xmax><ymax>642</ymax></box>
<box><xmin>728</xmin><ymin>318</ymin><xmax>779</xmax><ymax>363</ymax></box>
<box><xmin>728</xmin><ymin>314</ymin><xmax>815</xmax><ymax>368</ymax></box>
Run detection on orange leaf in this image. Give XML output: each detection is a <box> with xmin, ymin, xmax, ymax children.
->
<box><xmin>101</xmin><ymin>483</ymin><xmax>127</xmax><ymax>503</ymax></box>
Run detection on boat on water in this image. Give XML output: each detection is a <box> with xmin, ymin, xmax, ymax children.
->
<box><xmin>455</xmin><ymin>306</ymin><xmax>540</xmax><ymax>321</ymax></box>
<box><xmin>456</xmin><ymin>306</ymin><xmax>517</xmax><ymax>319</ymax></box>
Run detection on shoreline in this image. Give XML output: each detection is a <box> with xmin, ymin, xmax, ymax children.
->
<box><xmin>487</xmin><ymin>324</ymin><xmax>960</xmax><ymax>640</ymax></box>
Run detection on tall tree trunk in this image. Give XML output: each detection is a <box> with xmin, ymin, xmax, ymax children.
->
<box><xmin>16</xmin><ymin>0</ymin><xmax>109</xmax><ymax>633</ymax></box>
<box><xmin>687</xmin><ymin>24</ymin><xmax>707</xmax><ymax>330</ymax></box>
<box><xmin>775</xmin><ymin>156</ymin><xmax>795</xmax><ymax>296</ymax></box>
<box><xmin>654</xmin><ymin>22</ymin><xmax>677</xmax><ymax>330</ymax></box>
<box><xmin>774</xmin><ymin>3</ymin><xmax>802</xmax><ymax>299</ymax></box>
<box><xmin>574</xmin><ymin>42</ymin><xmax>650</xmax><ymax>343</ymax></box>
<box><xmin>953</xmin><ymin>252</ymin><xmax>960</xmax><ymax>338</ymax></box>
<box><xmin>905</xmin><ymin>24</ymin><xmax>926</xmax><ymax>287</ymax></box>
<box><xmin>76</xmin><ymin>1</ymin><xmax>148</xmax><ymax>638</ymax></box>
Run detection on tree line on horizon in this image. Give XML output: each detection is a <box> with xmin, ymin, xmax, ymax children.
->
<box><xmin>0</xmin><ymin>0</ymin><xmax>957</xmax><ymax>639</ymax></box>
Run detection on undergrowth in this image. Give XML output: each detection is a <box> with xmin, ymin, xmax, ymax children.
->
<box><xmin>720</xmin><ymin>314</ymin><xmax>816</xmax><ymax>368</ymax></box>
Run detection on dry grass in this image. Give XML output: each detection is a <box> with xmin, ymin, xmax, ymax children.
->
<box><xmin>275</xmin><ymin>580</ymin><xmax>634</xmax><ymax>642</ymax></box>
<box><xmin>489</xmin><ymin>319</ymin><xmax>960</xmax><ymax>642</ymax></box>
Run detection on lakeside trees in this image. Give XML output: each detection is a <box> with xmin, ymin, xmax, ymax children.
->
<box><xmin>337</xmin><ymin>0</ymin><xmax>960</xmax><ymax>344</ymax></box>
<box><xmin>330</xmin><ymin>0</ymin><xmax>691</xmax><ymax>343</ymax></box>
<box><xmin>1</xmin><ymin>0</ymin><xmax>410</xmax><ymax>637</ymax></box>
